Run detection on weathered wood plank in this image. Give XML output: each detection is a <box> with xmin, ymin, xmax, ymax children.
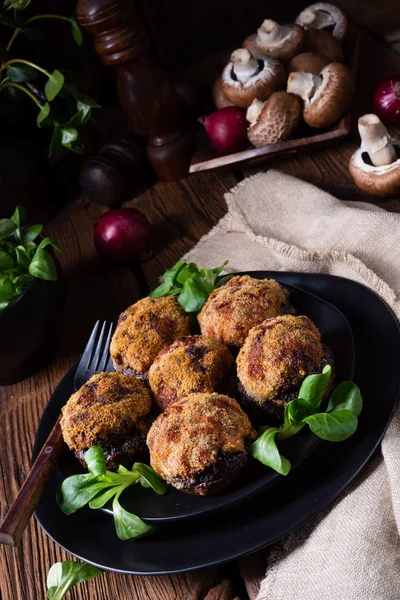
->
<box><xmin>2</xmin><ymin>4</ymin><xmax>400</xmax><ymax>600</ymax></box>
<box><xmin>0</xmin><ymin>172</ymin><xmax>237</xmax><ymax>600</ymax></box>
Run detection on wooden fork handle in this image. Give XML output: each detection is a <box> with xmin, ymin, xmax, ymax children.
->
<box><xmin>0</xmin><ymin>418</ymin><xmax>64</xmax><ymax>547</ymax></box>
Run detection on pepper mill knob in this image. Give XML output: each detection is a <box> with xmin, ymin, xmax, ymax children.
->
<box><xmin>79</xmin><ymin>134</ymin><xmax>143</xmax><ymax>207</ymax></box>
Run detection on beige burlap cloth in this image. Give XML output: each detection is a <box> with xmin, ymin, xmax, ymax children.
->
<box><xmin>184</xmin><ymin>170</ymin><xmax>400</xmax><ymax>600</ymax></box>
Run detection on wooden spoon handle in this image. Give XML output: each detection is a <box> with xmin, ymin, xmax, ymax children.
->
<box><xmin>0</xmin><ymin>418</ymin><xmax>63</xmax><ymax>547</ymax></box>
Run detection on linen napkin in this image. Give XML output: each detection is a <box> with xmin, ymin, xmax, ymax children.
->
<box><xmin>183</xmin><ymin>170</ymin><xmax>400</xmax><ymax>600</ymax></box>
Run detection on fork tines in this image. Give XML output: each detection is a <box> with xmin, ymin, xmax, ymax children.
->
<box><xmin>74</xmin><ymin>320</ymin><xmax>114</xmax><ymax>391</ymax></box>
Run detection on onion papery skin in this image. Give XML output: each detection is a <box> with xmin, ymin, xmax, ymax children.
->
<box><xmin>198</xmin><ymin>107</ymin><xmax>248</xmax><ymax>154</ymax></box>
<box><xmin>94</xmin><ymin>208</ymin><xmax>153</xmax><ymax>262</ymax></box>
<box><xmin>373</xmin><ymin>75</ymin><xmax>400</xmax><ymax>125</ymax></box>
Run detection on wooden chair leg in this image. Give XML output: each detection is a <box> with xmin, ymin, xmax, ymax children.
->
<box><xmin>76</xmin><ymin>0</ymin><xmax>195</xmax><ymax>182</ymax></box>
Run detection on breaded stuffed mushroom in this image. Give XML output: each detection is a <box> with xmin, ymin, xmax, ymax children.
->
<box><xmin>198</xmin><ymin>275</ymin><xmax>291</xmax><ymax>347</ymax></box>
<box><xmin>110</xmin><ymin>296</ymin><xmax>192</xmax><ymax>379</ymax></box>
<box><xmin>61</xmin><ymin>372</ymin><xmax>153</xmax><ymax>469</ymax></box>
<box><xmin>237</xmin><ymin>315</ymin><xmax>334</xmax><ymax>424</ymax></box>
<box><xmin>147</xmin><ymin>392</ymin><xmax>256</xmax><ymax>495</ymax></box>
<box><xmin>149</xmin><ymin>335</ymin><xmax>234</xmax><ymax>412</ymax></box>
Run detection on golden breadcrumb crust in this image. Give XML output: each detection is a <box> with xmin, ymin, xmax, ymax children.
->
<box><xmin>149</xmin><ymin>335</ymin><xmax>234</xmax><ymax>411</ymax></box>
<box><xmin>110</xmin><ymin>296</ymin><xmax>192</xmax><ymax>379</ymax></box>
<box><xmin>61</xmin><ymin>371</ymin><xmax>152</xmax><ymax>453</ymax></box>
<box><xmin>147</xmin><ymin>392</ymin><xmax>256</xmax><ymax>482</ymax></box>
<box><xmin>197</xmin><ymin>275</ymin><xmax>289</xmax><ymax>347</ymax></box>
<box><xmin>237</xmin><ymin>315</ymin><xmax>324</xmax><ymax>404</ymax></box>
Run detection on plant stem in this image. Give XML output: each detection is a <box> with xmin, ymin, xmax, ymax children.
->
<box><xmin>0</xmin><ymin>82</ymin><xmax>42</xmax><ymax>107</ymax></box>
<box><xmin>6</xmin><ymin>14</ymin><xmax>71</xmax><ymax>53</ymax></box>
<box><xmin>1</xmin><ymin>58</ymin><xmax>51</xmax><ymax>78</ymax></box>
<box><xmin>6</xmin><ymin>28</ymin><xmax>20</xmax><ymax>53</ymax></box>
<box><xmin>27</xmin><ymin>14</ymin><xmax>71</xmax><ymax>24</ymax></box>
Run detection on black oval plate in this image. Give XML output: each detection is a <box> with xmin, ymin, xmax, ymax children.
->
<box><xmin>33</xmin><ymin>273</ymin><xmax>400</xmax><ymax>575</ymax></box>
<box><xmin>56</xmin><ymin>279</ymin><xmax>354</xmax><ymax>523</ymax></box>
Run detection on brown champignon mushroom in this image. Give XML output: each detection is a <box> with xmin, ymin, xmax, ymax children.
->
<box><xmin>287</xmin><ymin>62</ymin><xmax>352</xmax><ymax>128</ymax></box>
<box><xmin>304</xmin><ymin>29</ymin><xmax>343</xmax><ymax>61</ymax></box>
<box><xmin>221</xmin><ymin>48</ymin><xmax>285</xmax><ymax>108</ymax></box>
<box><xmin>295</xmin><ymin>3</ymin><xmax>348</xmax><ymax>40</ymax></box>
<box><xmin>349</xmin><ymin>114</ymin><xmax>400</xmax><ymax>197</ymax></box>
<box><xmin>288</xmin><ymin>52</ymin><xmax>331</xmax><ymax>75</ymax></box>
<box><xmin>212</xmin><ymin>76</ymin><xmax>234</xmax><ymax>109</ymax></box>
<box><xmin>246</xmin><ymin>92</ymin><xmax>301</xmax><ymax>147</ymax></box>
<box><xmin>244</xmin><ymin>19</ymin><xmax>305</xmax><ymax>63</ymax></box>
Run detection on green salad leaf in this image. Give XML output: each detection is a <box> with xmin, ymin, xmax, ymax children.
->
<box><xmin>250</xmin><ymin>427</ymin><xmax>291</xmax><ymax>475</ymax></box>
<box><xmin>149</xmin><ymin>260</ymin><xmax>231</xmax><ymax>313</ymax></box>
<box><xmin>303</xmin><ymin>410</ymin><xmax>358</xmax><ymax>442</ymax></box>
<box><xmin>57</xmin><ymin>446</ymin><xmax>167</xmax><ymax>540</ymax></box>
<box><xmin>112</xmin><ymin>490</ymin><xmax>153</xmax><ymax>540</ymax></box>
<box><xmin>133</xmin><ymin>462</ymin><xmax>169</xmax><ymax>494</ymax></box>
<box><xmin>11</xmin><ymin>204</ymin><xmax>26</xmax><ymax>229</ymax></box>
<box><xmin>7</xmin><ymin>63</ymin><xmax>37</xmax><ymax>83</ymax></box>
<box><xmin>44</xmin><ymin>69</ymin><xmax>65</xmax><ymax>102</ymax></box>
<box><xmin>22</xmin><ymin>224</ymin><xmax>42</xmax><ymax>244</ymax></box>
<box><xmin>36</xmin><ymin>101</ymin><xmax>50</xmax><ymax>127</ymax></box>
<box><xmin>298</xmin><ymin>365</ymin><xmax>333</xmax><ymax>408</ymax></box>
<box><xmin>85</xmin><ymin>445</ymin><xmax>107</xmax><ymax>476</ymax></box>
<box><xmin>0</xmin><ymin>206</ymin><xmax>61</xmax><ymax>310</ymax></box>
<box><xmin>69</xmin><ymin>17</ymin><xmax>83</xmax><ymax>46</ymax></box>
<box><xmin>0</xmin><ymin>219</ymin><xmax>17</xmax><ymax>239</ymax></box>
<box><xmin>327</xmin><ymin>380</ymin><xmax>363</xmax><ymax>416</ymax></box>
<box><xmin>251</xmin><ymin>366</ymin><xmax>362</xmax><ymax>475</ymax></box>
<box><xmin>47</xmin><ymin>561</ymin><xmax>102</xmax><ymax>600</ymax></box>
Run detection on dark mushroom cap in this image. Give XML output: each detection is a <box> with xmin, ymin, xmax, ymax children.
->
<box><xmin>237</xmin><ymin>315</ymin><xmax>324</xmax><ymax>405</ymax></box>
<box><xmin>244</xmin><ymin>22</ymin><xmax>305</xmax><ymax>63</ymax></box>
<box><xmin>302</xmin><ymin>62</ymin><xmax>353</xmax><ymax>128</ymax></box>
<box><xmin>288</xmin><ymin>51</ymin><xmax>331</xmax><ymax>74</ymax></box>
<box><xmin>349</xmin><ymin>145</ymin><xmax>400</xmax><ymax>197</ymax></box>
<box><xmin>147</xmin><ymin>392</ymin><xmax>256</xmax><ymax>494</ymax></box>
<box><xmin>149</xmin><ymin>335</ymin><xmax>234</xmax><ymax>411</ymax></box>
<box><xmin>296</xmin><ymin>2</ymin><xmax>348</xmax><ymax>40</ymax></box>
<box><xmin>304</xmin><ymin>28</ymin><xmax>343</xmax><ymax>62</ymax></box>
<box><xmin>247</xmin><ymin>92</ymin><xmax>301</xmax><ymax>147</ymax></box>
<box><xmin>222</xmin><ymin>52</ymin><xmax>285</xmax><ymax>108</ymax></box>
<box><xmin>212</xmin><ymin>76</ymin><xmax>234</xmax><ymax>109</ymax></box>
<box><xmin>198</xmin><ymin>275</ymin><xmax>289</xmax><ymax>347</ymax></box>
<box><xmin>110</xmin><ymin>296</ymin><xmax>192</xmax><ymax>379</ymax></box>
<box><xmin>61</xmin><ymin>371</ymin><xmax>152</xmax><ymax>460</ymax></box>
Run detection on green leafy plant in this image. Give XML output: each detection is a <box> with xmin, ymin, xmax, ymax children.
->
<box><xmin>250</xmin><ymin>366</ymin><xmax>363</xmax><ymax>475</ymax></box>
<box><xmin>149</xmin><ymin>260</ymin><xmax>232</xmax><ymax>313</ymax></box>
<box><xmin>0</xmin><ymin>0</ymin><xmax>100</xmax><ymax>155</ymax></box>
<box><xmin>0</xmin><ymin>205</ymin><xmax>61</xmax><ymax>310</ymax></box>
<box><xmin>47</xmin><ymin>561</ymin><xmax>102</xmax><ymax>600</ymax></box>
<box><xmin>57</xmin><ymin>446</ymin><xmax>168</xmax><ymax>540</ymax></box>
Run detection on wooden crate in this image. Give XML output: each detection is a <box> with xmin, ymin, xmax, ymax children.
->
<box><xmin>189</xmin><ymin>32</ymin><xmax>360</xmax><ymax>173</ymax></box>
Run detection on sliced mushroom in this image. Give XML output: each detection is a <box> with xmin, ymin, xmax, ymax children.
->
<box><xmin>221</xmin><ymin>48</ymin><xmax>285</xmax><ymax>108</ymax></box>
<box><xmin>304</xmin><ymin>29</ymin><xmax>343</xmax><ymax>62</ymax></box>
<box><xmin>212</xmin><ymin>76</ymin><xmax>234</xmax><ymax>109</ymax></box>
<box><xmin>349</xmin><ymin>114</ymin><xmax>400</xmax><ymax>197</ymax></box>
<box><xmin>295</xmin><ymin>3</ymin><xmax>348</xmax><ymax>40</ymax></box>
<box><xmin>287</xmin><ymin>62</ymin><xmax>353</xmax><ymax>128</ymax></box>
<box><xmin>288</xmin><ymin>52</ymin><xmax>331</xmax><ymax>75</ymax></box>
<box><xmin>244</xmin><ymin>19</ymin><xmax>305</xmax><ymax>63</ymax></box>
<box><xmin>246</xmin><ymin>92</ymin><xmax>301</xmax><ymax>147</ymax></box>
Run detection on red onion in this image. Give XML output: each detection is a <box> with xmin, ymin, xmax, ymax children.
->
<box><xmin>94</xmin><ymin>208</ymin><xmax>152</xmax><ymax>261</ymax></box>
<box><xmin>373</xmin><ymin>75</ymin><xmax>400</xmax><ymax>125</ymax></box>
<box><xmin>198</xmin><ymin>107</ymin><xmax>248</xmax><ymax>154</ymax></box>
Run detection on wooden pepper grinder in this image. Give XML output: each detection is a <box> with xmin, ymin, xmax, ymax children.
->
<box><xmin>79</xmin><ymin>134</ymin><xmax>144</xmax><ymax>206</ymax></box>
<box><xmin>76</xmin><ymin>0</ymin><xmax>195</xmax><ymax>182</ymax></box>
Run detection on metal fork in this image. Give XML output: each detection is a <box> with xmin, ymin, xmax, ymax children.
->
<box><xmin>0</xmin><ymin>320</ymin><xmax>115</xmax><ymax>547</ymax></box>
<box><xmin>74</xmin><ymin>320</ymin><xmax>115</xmax><ymax>390</ymax></box>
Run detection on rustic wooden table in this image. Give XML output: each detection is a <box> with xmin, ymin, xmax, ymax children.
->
<box><xmin>1</xmin><ymin>24</ymin><xmax>400</xmax><ymax>600</ymax></box>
